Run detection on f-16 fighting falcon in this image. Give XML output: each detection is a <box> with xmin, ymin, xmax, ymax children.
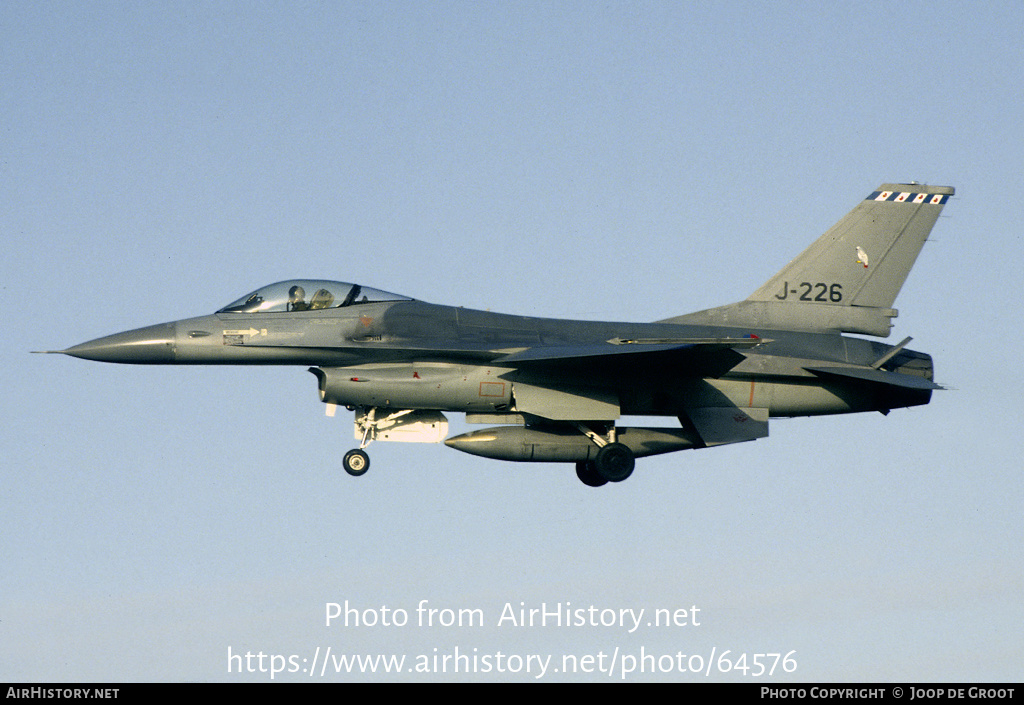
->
<box><xmin>40</xmin><ymin>182</ymin><xmax>953</xmax><ymax>486</ymax></box>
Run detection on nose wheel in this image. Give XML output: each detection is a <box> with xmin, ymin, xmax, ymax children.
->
<box><xmin>343</xmin><ymin>448</ymin><xmax>370</xmax><ymax>476</ymax></box>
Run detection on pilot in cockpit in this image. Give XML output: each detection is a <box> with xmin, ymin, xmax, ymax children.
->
<box><xmin>287</xmin><ymin>285</ymin><xmax>309</xmax><ymax>311</ymax></box>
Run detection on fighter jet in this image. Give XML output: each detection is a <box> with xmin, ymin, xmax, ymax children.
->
<box><xmin>40</xmin><ymin>182</ymin><xmax>952</xmax><ymax>486</ymax></box>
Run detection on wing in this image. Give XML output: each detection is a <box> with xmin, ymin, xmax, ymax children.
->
<box><xmin>493</xmin><ymin>338</ymin><xmax>767</xmax><ymax>421</ymax></box>
<box><xmin>492</xmin><ymin>337</ymin><xmax>766</xmax><ymax>378</ymax></box>
<box><xmin>230</xmin><ymin>336</ymin><xmax>766</xmax><ymax>375</ymax></box>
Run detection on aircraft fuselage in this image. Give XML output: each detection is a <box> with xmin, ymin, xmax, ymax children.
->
<box><xmin>61</xmin><ymin>299</ymin><xmax>934</xmax><ymax>419</ymax></box>
<box><xmin>44</xmin><ymin>182</ymin><xmax>952</xmax><ymax>485</ymax></box>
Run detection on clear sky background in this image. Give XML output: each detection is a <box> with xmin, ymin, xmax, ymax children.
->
<box><xmin>3</xmin><ymin>1</ymin><xmax>1021</xmax><ymax>682</ymax></box>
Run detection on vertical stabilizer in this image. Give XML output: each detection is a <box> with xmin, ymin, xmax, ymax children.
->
<box><xmin>747</xmin><ymin>183</ymin><xmax>954</xmax><ymax>309</ymax></box>
<box><xmin>664</xmin><ymin>183</ymin><xmax>954</xmax><ymax>336</ymax></box>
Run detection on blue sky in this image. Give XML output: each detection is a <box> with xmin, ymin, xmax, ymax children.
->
<box><xmin>3</xmin><ymin>1</ymin><xmax>1022</xmax><ymax>681</ymax></box>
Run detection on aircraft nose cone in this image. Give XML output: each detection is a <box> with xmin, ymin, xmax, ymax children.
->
<box><xmin>62</xmin><ymin>322</ymin><xmax>177</xmax><ymax>363</ymax></box>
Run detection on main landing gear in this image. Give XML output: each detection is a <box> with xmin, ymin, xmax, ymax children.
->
<box><xmin>573</xmin><ymin>423</ymin><xmax>635</xmax><ymax>487</ymax></box>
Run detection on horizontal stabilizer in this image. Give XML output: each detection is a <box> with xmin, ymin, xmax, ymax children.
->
<box><xmin>806</xmin><ymin>366</ymin><xmax>942</xmax><ymax>391</ymax></box>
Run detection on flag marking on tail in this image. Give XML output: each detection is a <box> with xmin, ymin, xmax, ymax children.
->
<box><xmin>870</xmin><ymin>190</ymin><xmax>950</xmax><ymax>204</ymax></box>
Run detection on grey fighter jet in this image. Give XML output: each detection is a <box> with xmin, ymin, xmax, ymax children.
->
<box><xmin>41</xmin><ymin>183</ymin><xmax>953</xmax><ymax>486</ymax></box>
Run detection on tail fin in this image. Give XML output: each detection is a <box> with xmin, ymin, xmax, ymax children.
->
<box><xmin>665</xmin><ymin>183</ymin><xmax>954</xmax><ymax>336</ymax></box>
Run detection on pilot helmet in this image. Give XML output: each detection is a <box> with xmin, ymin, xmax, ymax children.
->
<box><xmin>288</xmin><ymin>285</ymin><xmax>306</xmax><ymax>302</ymax></box>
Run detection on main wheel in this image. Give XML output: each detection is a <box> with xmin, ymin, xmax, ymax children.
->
<box><xmin>594</xmin><ymin>443</ymin><xmax>635</xmax><ymax>482</ymax></box>
<box><xmin>576</xmin><ymin>461</ymin><xmax>608</xmax><ymax>487</ymax></box>
<box><xmin>343</xmin><ymin>448</ymin><xmax>370</xmax><ymax>476</ymax></box>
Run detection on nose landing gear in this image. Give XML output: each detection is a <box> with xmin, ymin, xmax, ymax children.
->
<box><xmin>338</xmin><ymin>407</ymin><xmax>450</xmax><ymax>477</ymax></box>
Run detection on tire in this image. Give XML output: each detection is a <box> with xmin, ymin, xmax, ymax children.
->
<box><xmin>576</xmin><ymin>461</ymin><xmax>608</xmax><ymax>487</ymax></box>
<box><xmin>343</xmin><ymin>449</ymin><xmax>370</xmax><ymax>477</ymax></box>
<box><xmin>594</xmin><ymin>443</ymin><xmax>635</xmax><ymax>482</ymax></box>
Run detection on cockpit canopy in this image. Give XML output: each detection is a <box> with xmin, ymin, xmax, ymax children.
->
<box><xmin>217</xmin><ymin>280</ymin><xmax>412</xmax><ymax>314</ymax></box>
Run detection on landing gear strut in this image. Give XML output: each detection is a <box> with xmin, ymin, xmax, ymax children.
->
<box><xmin>340</xmin><ymin>406</ymin><xmax>394</xmax><ymax>477</ymax></box>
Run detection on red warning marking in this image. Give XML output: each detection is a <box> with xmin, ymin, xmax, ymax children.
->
<box><xmin>479</xmin><ymin>382</ymin><xmax>506</xmax><ymax>397</ymax></box>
